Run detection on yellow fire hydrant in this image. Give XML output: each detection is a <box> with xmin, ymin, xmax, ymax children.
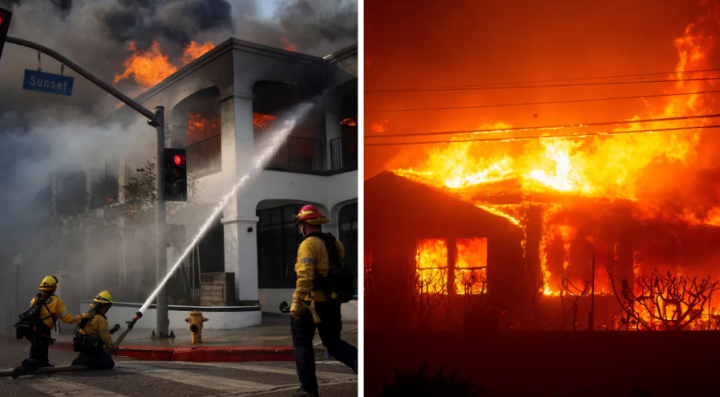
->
<box><xmin>185</xmin><ymin>310</ymin><xmax>209</xmax><ymax>344</ymax></box>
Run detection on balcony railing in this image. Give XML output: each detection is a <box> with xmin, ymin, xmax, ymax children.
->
<box><xmin>259</xmin><ymin>133</ymin><xmax>324</xmax><ymax>174</ymax></box>
<box><xmin>186</xmin><ymin>134</ymin><xmax>222</xmax><ymax>177</ymax></box>
<box><xmin>330</xmin><ymin>134</ymin><xmax>358</xmax><ymax>173</ymax></box>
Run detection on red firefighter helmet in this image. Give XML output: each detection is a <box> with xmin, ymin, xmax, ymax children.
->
<box><xmin>294</xmin><ymin>204</ymin><xmax>324</xmax><ymax>224</ymax></box>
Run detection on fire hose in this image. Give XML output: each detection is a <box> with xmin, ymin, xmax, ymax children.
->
<box><xmin>112</xmin><ymin>311</ymin><xmax>143</xmax><ymax>352</ymax></box>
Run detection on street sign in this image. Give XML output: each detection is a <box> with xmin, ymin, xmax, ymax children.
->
<box><xmin>22</xmin><ymin>69</ymin><xmax>74</xmax><ymax>96</ymax></box>
<box><xmin>13</xmin><ymin>252</ymin><xmax>21</xmax><ymax>265</ymax></box>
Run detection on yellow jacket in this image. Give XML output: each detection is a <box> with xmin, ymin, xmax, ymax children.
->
<box><xmin>294</xmin><ymin>235</ymin><xmax>345</xmax><ymax>302</ymax></box>
<box><xmin>30</xmin><ymin>294</ymin><xmax>81</xmax><ymax>330</ymax></box>
<box><xmin>78</xmin><ymin>314</ymin><xmax>114</xmax><ymax>349</ymax></box>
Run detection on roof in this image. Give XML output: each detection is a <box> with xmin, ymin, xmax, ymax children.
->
<box><xmin>365</xmin><ymin>171</ymin><xmax>524</xmax><ymax>241</ymax></box>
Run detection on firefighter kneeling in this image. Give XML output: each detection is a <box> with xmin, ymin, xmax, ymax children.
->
<box><xmin>71</xmin><ymin>290</ymin><xmax>118</xmax><ymax>370</ymax></box>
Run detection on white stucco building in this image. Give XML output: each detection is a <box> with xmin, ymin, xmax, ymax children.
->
<box><xmin>58</xmin><ymin>38</ymin><xmax>358</xmax><ymax>329</ymax></box>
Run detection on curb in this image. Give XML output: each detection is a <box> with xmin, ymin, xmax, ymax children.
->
<box><xmin>116</xmin><ymin>346</ymin><xmax>296</xmax><ymax>362</ymax></box>
<box><xmin>2</xmin><ymin>336</ymin><xmax>296</xmax><ymax>363</ymax></box>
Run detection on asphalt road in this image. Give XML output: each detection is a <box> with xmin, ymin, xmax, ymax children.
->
<box><xmin>0</xmin><ymin>340</ymin><xmax>357</xmax><ymax>397</ymax></box>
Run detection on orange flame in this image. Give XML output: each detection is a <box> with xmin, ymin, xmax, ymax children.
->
<box><xmin>187</xmin><ymin>113</ymin><xmax>220</xmax><ymax>145</ymax></box>
<box><xmin>281</xmin><ymin>37</ymin><xmax>298</xmax><ymax>52</ymax></box>
<box><xmin>182</xmin><ymin>41</ymin><xmax>215</xmax><ymax>66</ymax></box>
<box><xmin>114</xmin><ymin>41</ymin><xmax>178</xmax><ymax>88</ymax></box>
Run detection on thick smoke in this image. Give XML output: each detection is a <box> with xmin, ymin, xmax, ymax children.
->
<box><xmin>0</xmin><ymin>0</ymin><xmax>357</xmax><ymax>121</ymax></box>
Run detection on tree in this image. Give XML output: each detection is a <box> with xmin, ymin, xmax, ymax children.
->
<box><xmin>607</xmin><ymin>266</ymin><xmax>719</xmax><ymax>330</ymax></box>
<box><xmin>557</xmin><ymin>275</ymin><xmax>591</xmax><ymax>331</ymax></box>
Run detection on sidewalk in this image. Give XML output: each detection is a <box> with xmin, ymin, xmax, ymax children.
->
<box><xmin>3</xmin><ymin>313</ymin><xmax>358</xmax><ymax>363</ymax></box>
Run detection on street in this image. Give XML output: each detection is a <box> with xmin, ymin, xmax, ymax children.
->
<box><xmin>0</xmin><ymin>341</ymin><xmax>357</xmax><ymax>397</ymax></box>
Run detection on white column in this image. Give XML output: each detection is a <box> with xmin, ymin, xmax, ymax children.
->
<box><xmin>218</xmin><ymin>88</ymin><xmax>259</xmax><ymax>303</ymax></box>
<box><xmin>221</xmin><ymin>216</ymin><xmax>260</xmax><ymax>302</ymax></box>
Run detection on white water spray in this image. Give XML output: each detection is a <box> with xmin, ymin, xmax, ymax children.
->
<box><xmin>137</xmin><ymin>103</ymin><xmax>312</xmax><ymax>314</ymax></box>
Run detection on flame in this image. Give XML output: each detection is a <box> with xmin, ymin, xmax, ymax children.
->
<box><xmin>389</xmin><ymin>4</ymin><xmax>720</xmax><ymax>304</ymax></box>
<box><xmin>187</xmin><ymin>113</ymin><xmax>220</xmax><ymax>145</ymax></box>
<box><xmin>342</xmin><ymin>117</ymin><xmax>357</xmax><ymax>126</ymax></box>
<box><xmin>415</xmin><ymin>239</ymin><xmax>448</xmax><ymax>294</ymax></box>
<box><xmin>114</xmin><ymin>40</ymin><xmax>214</xmax><ymax>88</ymax></box>
<box><xmin>281</xmin><ymin>37</ymin><xmax>297</xmax><ymax>52</ymax></box>
<box><xmin>114</xmin><ymin>41</ymin><xmax>178</xmax><ymax>88</ymax></box>
<box><xmin>253</xmin><ymin>113</ymin><xmax>278</xmax><ymax>132</ymax></box>
<box><xmin>455</xmin><ymin>238</ymin><xmax>488</xmax><ymax>295</ymax></box>
<box><xmin>182</xmin><ymin>41</ymin><xmax>215</xmax><ymax>65</ymax></box>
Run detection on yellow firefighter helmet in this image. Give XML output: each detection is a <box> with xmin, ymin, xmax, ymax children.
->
<box><xmin>93</xmin><ymin>290</ymin><xmax>113</xmax><ymax>305</ymax></box>
<box><xmin>38</xmin><ymin>275</ymin><xmax>58</xmax><ymax>291</ymax></box>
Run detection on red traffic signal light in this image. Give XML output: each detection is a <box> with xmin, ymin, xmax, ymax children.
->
<box><xmin>174</xmin><ymin>154</ymin><xmax>186</xmax><ymax>166</ymax></box>
<box><xmin>0</xmin><ymin>7</ymin><xmax>12</xmax><ymax>65</ymax></box>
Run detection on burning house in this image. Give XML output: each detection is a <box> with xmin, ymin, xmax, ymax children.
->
<box><xmin>59</xmin><ymin>38</ymin><xmax>358</xmax><ymax>329</ymax></box>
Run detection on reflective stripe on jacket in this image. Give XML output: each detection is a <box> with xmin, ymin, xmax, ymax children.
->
<box><xmin>294</xmin><ymin>236</ymin><xmax>345</xmax><ymax>302</ymax></box>
<box><xmin>30</xmin><ymin>295</ymin><xmax>81</xmax><ymax>330</ymax></box>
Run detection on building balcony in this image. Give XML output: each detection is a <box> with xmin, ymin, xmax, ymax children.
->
<box><xmin>186</xmin><ymin>133</ymin><xmax>358</xmax><ymax>178</ymax></box>
<box><xmin>330</xmin><ymin>134</ymin><xmax>358</xmax><ymax>174</ymax></box>
<box><xmin>186</xmin><ymin>134</ymin><xmax>222</xmax><ymax>177</ymax></box>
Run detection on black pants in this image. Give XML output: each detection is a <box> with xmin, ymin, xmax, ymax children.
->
<box><xmin>291</xmin><ymin>301</ymin><xmax>358</xmax><ymax>393</ymax></box>
<box><xmin>21</xmin><ymin>332</ymin><xmax>52</xmax><ymax>371</ymax></box>
<box><xmin>72</xmin><ymin>347</ymin><xmax>115</xmax><ymax>370</ymax></box>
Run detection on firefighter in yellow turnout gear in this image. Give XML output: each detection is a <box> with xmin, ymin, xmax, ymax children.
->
<box><xmin>291</xmin><ymin>205</ymin><xmax>358</xmax><ymax>397</ymax></box>
<box><xmin>71</xmin><ymin>290</ymin><xmax>118</xmax><ymax>370</ymax></box>
<box><xmin>11</xmin><ymin>276</ymin><xmax>87</xmax><ymax>379</ymax></box>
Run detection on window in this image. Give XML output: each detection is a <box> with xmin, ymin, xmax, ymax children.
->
<box><xmin>415</xmin><ymin>239</ymin><xmax>449</xmax><ymax>294</ymax></box>
<box><xmin>257</xmin><ymin>204</ymin><xmax>303</xmax><ymax>289</ymax></box>
<box><xmin>339</xmin><ymin>203</ymin><xmax>358</xmax><ymax>295</ymax></box>
<box><xmin>414</xmin><ymin>237</ymin><xmax>488</xmax><ymax>295</ymax></box>
<box><xmin>456</xmin><ymin>238</ymin><xmax>488</xmax><ymax>295</ymax></box>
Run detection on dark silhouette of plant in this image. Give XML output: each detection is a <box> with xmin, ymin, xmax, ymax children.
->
<box><xmin>557</xmin><ymin>275</ymin><xmax>591</xmax><ymax>331</ymax></box>
<box><xmin>607</xmin><ymin>266</ymin><xmax>719</xmax><ymax>330</ymax></box>
<box><xmin>378</xmin><ymin>361</ymin><xmax>489</xmax><ymax>397</ymax></box>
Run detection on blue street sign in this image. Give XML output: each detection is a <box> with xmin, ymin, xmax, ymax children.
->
<box><xmin>22</xmin><ymin>69</ymin><xmax>74</xmax><ymax>96</ymax></box>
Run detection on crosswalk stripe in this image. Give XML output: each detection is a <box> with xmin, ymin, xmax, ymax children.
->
<box><xmin>190</xmin><ymin>362</ymin><xmax>357</xmax><ymax>381</ymax></box>
<box><xmin>116</xmin><ymin>364</ymin><xmax>275</xmax><ymax>391</ymax></box>
<box><xmin>22</xmin><ymin>377</ymin><xmax>126</xmax><ymax>397</ymax></box>
<box><xmin>204</xmin><ymin>379</ymin><xmax>358</xmax><ymax>397</ymax></box>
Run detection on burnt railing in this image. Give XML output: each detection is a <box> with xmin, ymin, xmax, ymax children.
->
<box><xmin>330</xmin><ymin>134</ymin><xmax>358</xmax><ymax>172</ymax></box>
<box><xmin>258</xmin><ymin>133</ymin><xmax>324</xmax><ymax>174</ymax></box>
<box><xmin>185</xmin><ymin>134</ymin><xmax>222</xmax><ymax>177</ymax></box>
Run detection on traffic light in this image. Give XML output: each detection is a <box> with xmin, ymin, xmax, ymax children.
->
<box><xmin>163</xmin><ymin>148</ymin><xmax>187</xmax><ymax>201</ymax></box>
<box><xmin>0</xmin><ymin>7</ymin><xmax>12</xmax><ymax>64</ymax></box>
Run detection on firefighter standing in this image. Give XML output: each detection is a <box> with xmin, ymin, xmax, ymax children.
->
<box><xmin>71</xmin><ymin>290</ymin><xmax>118</xmax><ymax>370</ymax></box>
<box><xmin>291</xmin><ymin>205</ymin><xmax>358</xmax><ymax>397</ymax></box>
<box><xmin>11</xmin><ymin>275</ymin><xmax>86</xmax><ymax>379</ymax></box>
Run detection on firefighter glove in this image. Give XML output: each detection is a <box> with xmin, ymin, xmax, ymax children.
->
<box><xmin>109</xmin><ymin>345</ymin><xmax>119</xmax><ymax>355</ymax></box>
<box><xmin>290</xmin><ymin>293</ymin><xmax>306</xmax><ymax>319</ymax></box>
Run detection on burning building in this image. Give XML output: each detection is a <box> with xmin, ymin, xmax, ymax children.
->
<box><xmin>365</xmin><ymin>1</ymin><xmax>720</xmax><ymax>332</ymax></box>
<box><xmin>62</xmin><ymin>38</ymin><xmax>358</xmax><ymax>329</ymax></box>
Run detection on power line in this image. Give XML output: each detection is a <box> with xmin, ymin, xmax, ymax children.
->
<box><xmin>365</xmin><ymin>89</ymin><xmax>720</xmax><ymax>114</ymax></box>
<box><xmin>365</xmin><ymin>67</ymin><xmax>720</xmax><ymax>93</ymax></box>
<box><xmin>365</xmin><ymin>124</ymin><xmax>720</xmax><ymax>147</ymax></box>
<box><xmin>365</xmin><ymin>113</ymin><xmax>720</xmax><ymax>139</ymax></box>
<box><xmin>366</xmin><ymin>77</ymin><xmax>720</xmax><ymax>94</ymax></box>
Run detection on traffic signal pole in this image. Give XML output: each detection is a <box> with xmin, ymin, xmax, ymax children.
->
<box><xmin>4</xmin><ymin>35</ymin><xmax>169</xmax><ymax>338</ymax></box>
<box><xmin>155</xmin><ymin>107</ymin><xmax>169</xmax><ymax>337</ymax></box>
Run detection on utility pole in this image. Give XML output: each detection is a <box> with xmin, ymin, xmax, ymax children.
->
<box><xmin>4</xmin><ymin>36</ymin><xmax>168</xmax><ymax>338</ymax></box>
